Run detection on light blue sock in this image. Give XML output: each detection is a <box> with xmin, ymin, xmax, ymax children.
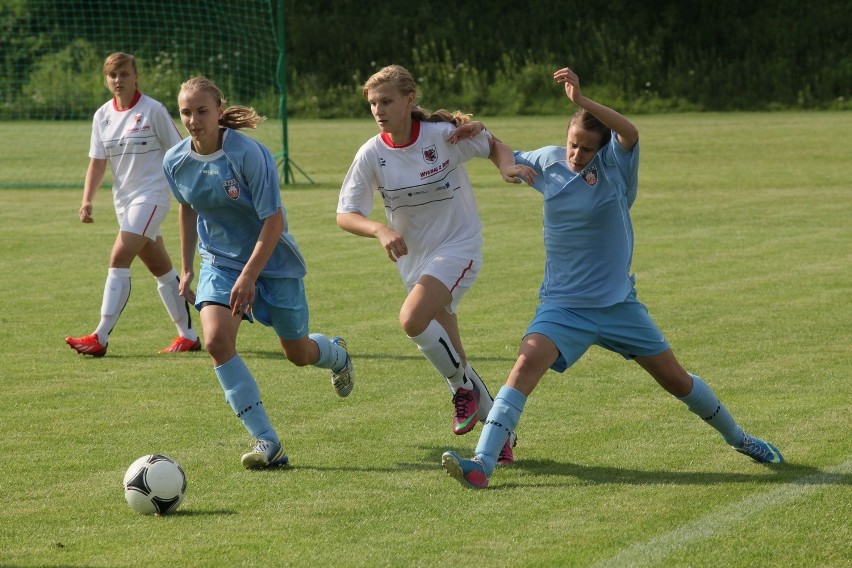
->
<box><xmin>309</xmin><ymin>333</ymin><xmax>348</xmax><ymax>372</ymax></box>
<box><xmin>475</xmin><ymin>385</ymin><xmax>527</xmax><ymax>475</ymax></box>
<box><xmin>678</xmin><ymin>374</ymin><xmax>744</xmax><ymax>446</ymax></box>
<box><xmin>215</xmin><ymin>355</ymin><xmax>278</xmax><ymax>444</ymax></box>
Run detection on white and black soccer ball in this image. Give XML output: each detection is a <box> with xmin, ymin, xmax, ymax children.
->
<box><xmin>123</xmin><ymin>454</ymin><xmax>186</xmax><ymax>515</ymax></box>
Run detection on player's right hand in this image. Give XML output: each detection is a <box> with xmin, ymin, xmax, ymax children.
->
<box><xmin>79</xmin><ymin>203</ymin><xmax>94</xmax><ymax>223</ymax></box>
<box><xmin>377</xmin><ymin>225</ymin><xmax>407</xmax><ymax>262</ymax></box>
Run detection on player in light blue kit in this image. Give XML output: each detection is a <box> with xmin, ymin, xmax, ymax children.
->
<box><xmin>442</xmin><ymin>66</ymin><xmax>784</xmax><ymax>489</ymax></box>
<box><xmin>163</xmin><ymin>76</ymin><xmax>353</xmax><ymax>469</ymax></box>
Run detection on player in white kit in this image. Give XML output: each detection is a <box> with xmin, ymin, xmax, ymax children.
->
<box><xmin>66</xmin><ymin>52</ymin><xmax>200</xmax><ymax>357</ymax></box>
<box><xmin>337</xmin><ymin>65</ymin><xmax>535</xmax><ymax>464</ymax></box>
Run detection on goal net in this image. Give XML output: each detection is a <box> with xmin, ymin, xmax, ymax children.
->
<box><xmin>1</xmin><ymin>0</ymin><xmax>283</xmax><ymax>188</ymax></box>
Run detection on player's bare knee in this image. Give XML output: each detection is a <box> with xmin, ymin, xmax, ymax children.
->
<box><xmin>399</xmin><ymin>311</ymin><xmax>428</xmax><ymax>337</ymax></box>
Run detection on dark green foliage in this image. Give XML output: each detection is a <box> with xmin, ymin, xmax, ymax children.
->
<box><xmin>2</xmin><ymin>0</ymin><xmax>850</xmax><ymax>119</ymax></box>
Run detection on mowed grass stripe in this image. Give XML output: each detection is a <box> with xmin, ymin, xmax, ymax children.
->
<box><xmin>595</xmin><ymin>458</ymin><xmax>852</xmax><ymax>567</ymax></box>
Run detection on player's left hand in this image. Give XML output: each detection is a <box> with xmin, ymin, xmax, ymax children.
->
<box><xmin>447</xmin><ymin>121</ymin><xmax>484</xmax><ymax>144</ymax></box>
<box><xmin>230</xmin><ymin>274</ymin><xmax>256</xmax><ymax>317</ymax></box>
<box><xmin>554</xmin><ymin>67</ymin><xmax>583</xmax><ymax>104</ymax></box>
<box><xmin>500</xmin><ymin>164</ymin><xmax>536</xmax><ymax>185</ymax></box>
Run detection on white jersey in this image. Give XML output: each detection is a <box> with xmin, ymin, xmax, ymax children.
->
<box><xmin>89</xmin><ymin>92</ymin><xmax>183</xmax><ymax>214</ymax></box>
<box><xmin>338</xmin><ymin>120</ymin><xmax>490</xmax><ymax>287</ymax></box>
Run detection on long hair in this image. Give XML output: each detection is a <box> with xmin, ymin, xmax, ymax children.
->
<box><xmin>362</xmin><ymin>65</ymin><xmax>471</xmax><ymax>126</ymax></box>
<box><xmin>179</xmin><ymin>75</ymin><xmax>265</xmax><ymax>130</ymax></box>
<box><xmin>568</xmin><ymin>109</ymin><xmax>611</xmax><ymax>148</ymax></box>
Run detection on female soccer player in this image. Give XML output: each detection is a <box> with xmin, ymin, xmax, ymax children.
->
<box><xmin>337</xmin><ymin>65</ymin><xmax>534</xmax><ymax>464</ymax></box>
<box><xmin>163</xmin><ymin>76</ymin><xmax>354</xmax><ymax>468</ymax></box>
<box><xmin>66</xmin><ymin>52</ymin><xmax>200</xmax><ymax>356</ymax></box>
<box><xmin>442</xmin><ymin>66</ymin><xmax>784</xmax><ymax>489</ymax></box>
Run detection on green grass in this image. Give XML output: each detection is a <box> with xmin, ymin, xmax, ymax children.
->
<box><xmin>1</xmin><ymin>113</ymin><xmax>850</xmax><ymax>567</ymax></box>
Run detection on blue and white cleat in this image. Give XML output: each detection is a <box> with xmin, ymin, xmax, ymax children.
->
<box><xmin>441</xmin><ymin>451</ymin><xmax>489</xmax><ymax>489</ymax></box>
<box><xmin>330</xmin><ymin>337</ymin><xmax>354</xmax><ymax>397</ymax></box>
<box><xmin>241</xmin><ymin>439</ymin><xmax>289</xmax><ymax>469</ymax></box>
<box><xmin>734</xmin><ymin>433</ymin><xmax>784</xmax><ymax>464</ymax></box>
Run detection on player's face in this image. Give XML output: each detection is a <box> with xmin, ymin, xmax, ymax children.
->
<box><xmin>178</xmin><ymin>89</ymin><xmax>223</xmax><ymax>152</ymax></box>
<box><xmin>106</xmin><ymin>64</ymin><xmax>138</xmax><ymax>100</ymax></box>
<box><xmin>566</xmin><ymin>126</ymin><xmax>603</xmax><ymax>173</ymax></box>
<box><xmin>366</xmin><ymin>84</ymin><xmax>414</xmax><ymax>141</ymax></box>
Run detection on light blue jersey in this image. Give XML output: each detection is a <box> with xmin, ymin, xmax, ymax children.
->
<box><xmin>163</xmin><ymin>128</ymin><xmax>306</xmax><ymax>278</ymax></box>
<box><xmin>514</xmin><ymin>133</ymin><xmax>639</xmax><ymax>308</ymax></box>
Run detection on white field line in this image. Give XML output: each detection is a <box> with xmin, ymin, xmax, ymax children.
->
<box><xmin>594</xmin><ymin>458</ymin><xmax>852</xmax><ymax>568</ymax></box>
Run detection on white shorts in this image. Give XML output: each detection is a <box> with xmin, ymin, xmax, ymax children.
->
<box><xmin>407</xmin><ymin>255</ymin><xmax>481</xmax><ymax>314</ymax></box>
<box><xmin>116</xmin><ymin>202</ymin><xmax>168</xmax><ymax>240</ymax></box>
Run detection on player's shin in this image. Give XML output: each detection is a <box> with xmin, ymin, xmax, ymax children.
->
<box><xmin>475</xmin><ymin>385</ymin><xmax>526</xmax><ymax>475</ymax></box>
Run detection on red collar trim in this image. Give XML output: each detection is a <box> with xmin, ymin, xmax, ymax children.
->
<box><xmin>113</xmin><ymin>91</ymin><xmax>142</xmax><ymax>111</ymax></box>
<box><xmin>380</xmin><ymin>120</ymin><xmax>420</xmax><ymax>148</ymax></box>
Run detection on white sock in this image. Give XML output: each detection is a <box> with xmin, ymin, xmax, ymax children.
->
<box><xmin>155</xmin><ymin>269</ymin><xmax>198</xmax><ymax>341</ymax></box>
<box><xmin>466</xmin><ymin>365</ymin><xmax>494</xmax><ymax>420</ymax></box>
<box><xmin>409</xmin><ymin>320</ymin><xmax>469</xmax><ymax>391</ymax></box>
<box><xmin>94</xmin><ymin>267</ymin><xmax>131</xmax><ymax>345</ymax></box>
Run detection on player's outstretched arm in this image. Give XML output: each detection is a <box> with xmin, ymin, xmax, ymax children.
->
<box><xmin>554</xmin><ymin>67</ymin><xmax>638</xmax><ymax>150</ymax></box>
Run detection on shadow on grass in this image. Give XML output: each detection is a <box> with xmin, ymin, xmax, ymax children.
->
<box><xmin>61</xmin><ymin>346</ymin><xmax>516</xmax><ymax>363</ymax></box>
<box><xmin>409</xmin><ymin>446</ymin><xmax>850</xmax><ymax>488</ymax></box>
<box><xmin>169</xmin><ymin>508</ymin><xmax>239</xmax><ymax>517</ymax></box>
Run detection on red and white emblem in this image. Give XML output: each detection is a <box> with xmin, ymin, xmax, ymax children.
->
<box><xmin>422</xmin><ymin>144</ymin><xmax>438</xmax><ymax>164</ymax></box>
<box><xmin>223</xmin><ymin>178</ymin><xmax>240</xmax><ymax>199</ymax></box>
<box><xmin>581</xmin><ymin>165</ymin><xmax>598</xmax><ymax>187</ymax></box>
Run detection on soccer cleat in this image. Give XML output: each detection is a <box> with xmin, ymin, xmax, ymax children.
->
<box><xmin>159</xmin><ymin>336</ymin><xmax>202</xmax><ymax>353</ymax></box>
<box><xmin>452</xmin><ymin>382</ymin><xmax>479</xmax><ymax>435</ymax></box>
<box><xmin>734</xmin><ymin>433</ymin><xmax>784</xmax><ymax>464</ymax></box>
<box><xmin>441</xmin><ymin>451</ymin><xmax>489</xmax><ymax>489</ymax></box>
<box><xmin>65</xmin><ymin>334</ymin><xmax>108</xmax><ymax>357</ymax></box>
<box><xmin>241</xmin><ymin>439</ymin><xmax>289</xmax><ymax>469</ymax></box>
<box><xmin>330</xmin><ymin>337</ymin><xmax>354</xmax><ymax>397</ymax></box>
<box><xmin>497</xmin><ymin>432</ymin><xmax>518</xmax><ymax>465</ymax></box>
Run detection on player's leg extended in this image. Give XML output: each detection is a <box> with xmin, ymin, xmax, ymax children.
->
<box><xmin>477</xmin><ymin>334</ymin><xmax>556</xmax><ymax>471</ymax></box>
<box><xmin>636</xmin><ymin>350</ymin><xmax>783</xmax><ymax>463</ymax></box>
<box><xmin>442</xmin><ymin>333</ymin><xmax>556</xmax><ymax>488</ymax></box>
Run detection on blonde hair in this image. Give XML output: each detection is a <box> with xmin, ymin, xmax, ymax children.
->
<box><xmin>179</xmin><ymin>75</ymin><xmax>266</xmax><ymax>130</ymax></box>
<box><xmin>103</xmin><ymin>52</ymin><xmax>137</xmax><ymax>76</ymax></box>
<box><xmin>363</xmin><ymin>64</ymin><xmax>471</xmax><ymax>126</ymax></box>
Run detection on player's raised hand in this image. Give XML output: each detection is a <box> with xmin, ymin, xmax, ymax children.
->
<box><xmin>554</xmin><ymin>67</ymin><xmax>583</xmax><ymax>105</ymax></box>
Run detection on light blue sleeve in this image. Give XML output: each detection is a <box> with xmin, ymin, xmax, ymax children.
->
<box><xmin>240</xmin><ymin>137</ymin><xmax>282</xmax><ymax>220</ymax></box>
<box><xmin>514</xmin><ymin>148</ymin><xmax>563</xmax><ymax>195</ymax></box>
<box><xmin>607</xmin><ymin>132</ymin><xmax>640</xmax><ymax>207</ymax></box>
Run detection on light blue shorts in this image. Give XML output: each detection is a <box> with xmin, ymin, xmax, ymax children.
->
<box><xmin>196</xmin><ymin>264</ymin><xmax>310</xmax><ymax>340</ymax></box>
<box><xmin>526</xmin><ymin>289</ymin><xmax>670</xmax><ymax>373</ymax></box>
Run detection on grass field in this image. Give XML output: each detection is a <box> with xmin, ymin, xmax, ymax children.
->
<box><xmin>1</xmin><ymin>113</ymin><xmax>850</xmax><ymax>567</ymax></box>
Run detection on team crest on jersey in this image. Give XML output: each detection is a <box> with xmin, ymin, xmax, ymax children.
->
<box><xmin>580</xmin><ymin>165</ymin><xmax>599</xmax><ymax>187</ymax></box>
<box><xmin>422</xmin><ymin>144</ymin><xmax>438</xmax><ymax>164</ymax></box>
<box><xmin>133</xmin><ymin>113</ymin><xmax>142</xmax><ymax>124</ymax></box>
<box><xmin>223</xmin><ymin>178</ymin><xmax>240</xmax><ymax>199</ymax></box>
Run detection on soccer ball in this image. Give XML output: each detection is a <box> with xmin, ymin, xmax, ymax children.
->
<box><xmin>123</xmin><ymin>454</ymin><xmax>187</xmax><ymax>515</ymax></box>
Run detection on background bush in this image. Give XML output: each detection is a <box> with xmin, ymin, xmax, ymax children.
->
<box><xmin>2</xmin><ymin>0</ymin><xmax>850</xmax><ymax>119</ymax></box>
